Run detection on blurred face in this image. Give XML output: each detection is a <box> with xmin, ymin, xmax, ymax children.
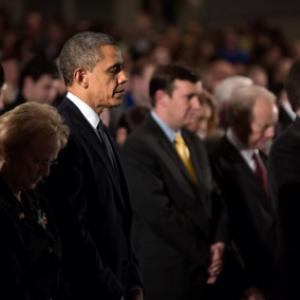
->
<box><xmin>8</xmin><ymin>134</ymin><xmax>60</xmax><ymax>192</ymax></box>
<box><xmin>184</xmin><ymin>81</ymin><xmax>203</xmax><ymax>132</ymax></box>
<box><xmin>86</xmin><ymin>45</ymin><xmax>128</xmax><ymax>114</ymax></box>
<box><xmin>197</xmin><ymin>104</ymin><xmax>213</xmax><ymax>139</ymax></box>
<box><xmin>133</xmin><ymin>64</ymin><xmax>155</xmax><ymax>107</ymax></box>
<box><xmin>248</xmin><ymin>98</ymin><xmax>278</xmax><ymax>149</ymax></box>
<box><xmin>116</xmin><ymin>127</ymin><xmax>128</xmax><ymax>147</ymax></box>
<box><xmin>26</xmin><ymin>74</ymin><xmax>56</xmax><ymax>104</ymax></box>
<box><xmin>165</xmin><ymin>79</ymin><xmax>198</xmax><ymax>130</ymax></box>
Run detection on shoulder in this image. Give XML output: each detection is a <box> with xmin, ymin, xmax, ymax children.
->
<box><xmin>272</xmin><ymin>120</ymin><xmax>300</xmax><ymax>155</ymax></box>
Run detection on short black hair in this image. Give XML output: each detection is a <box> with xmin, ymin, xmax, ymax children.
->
<box><xmin>149</xmin><ymin>64</ymin><xmax>198</xmax><ymax>107</ymax></box>
<box><xmin>19</xmin><ymin>56</ymin><xmax>59</xmax><ymax>89</ymax></box>
<box><xmin>116</xmin><ymin>106</ymin><xmax>149</xmax><ymax>134</ymax></box>
<box><xmin>0</xmin><ymin>64</ymin><xmax>4</xmax><ymax>88</ymax></box>
<box><xmin>285</xmin><ymin>62</ymin><xmax>300</xmax><ymax>112</ymax></box>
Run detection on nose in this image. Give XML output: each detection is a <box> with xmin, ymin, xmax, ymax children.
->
<box><xmin>39</xmin><ymin>162</ymin><xmax>51</xmax><ymax>178</ymax></box>
<box><xmin>265</xmin><ymin>125</ymin><xmax>275</xmax><ymax>140</ymax></box>
<box><xmin>118</xmin><ymin>70</ymin><xmax>128</xmax><ymax>84</ymax></box>
<box><xmin>190</xmin><ymin>96</ymin><xmax>201</xmax><ymax>110</ymax></box>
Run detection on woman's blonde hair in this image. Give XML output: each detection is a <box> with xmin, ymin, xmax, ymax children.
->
<box><xmin>0</xmin><ymin>102</ymin><xmax>69</xmax><ymax>158</ymax></box>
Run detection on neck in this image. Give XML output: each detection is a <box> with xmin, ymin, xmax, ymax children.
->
<box><xmin>153</xmin><ymin>108</ymin><xmax>179</xmax><ymax>131</ymax></box>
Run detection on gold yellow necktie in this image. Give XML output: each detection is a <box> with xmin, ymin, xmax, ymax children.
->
<box><xmin>174</xmin><ymin>133</ymin><xmax>197</xmax><ymax>184</ymax></box>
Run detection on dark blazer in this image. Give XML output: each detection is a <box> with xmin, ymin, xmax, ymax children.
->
<box><xmin>0</xmin><ymin>176</ymin><xmax>63</xmax><ymax>300</ymax></box>
<box><xmin>275</xmin><ymin>104</ymin><xmax>294</xmax><ymax>136</ymax></box>
<box><xmin>41</xmin><ymin>98</ymin><xmax>142</xmax><ymax>300</ymax></box>
<box><xmin>122</xmin><ymin>115</ymin><xmax>226</xmax><ymax>300</ymax></box>
<box><xmin>269</xmin><ymin>116</ymin><xmax>300</xmax><ymax>299</ymax></box>
<box><xmin>208</xmin><ymin>136</ymin><xmax>279</xmax><ymax>296</ymax></box>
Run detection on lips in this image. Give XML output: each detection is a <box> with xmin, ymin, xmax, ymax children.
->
<box><xmin>113</xmin><ymin>90</ymin><xmax>125</xmax><ymax>99</ymax></box>
<box><xmin>114</xmin><ymin>89</ymin><xmax>125</xmax><ymax>94</ymax></box>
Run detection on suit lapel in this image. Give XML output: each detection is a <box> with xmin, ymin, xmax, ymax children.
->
<box><xmin>147</xmin><ymin>117</ymin><xmax>196</xmax><ymax>187</ymax></box>
<box><xmin>60</xmin><ymin>99</ymin><xmax>127</xmax><ymax>213</ymax></box>
<box><xmin>143</xmin><ymin>117</ymin><xmax>211</xmax><ymax>236</ymax></box>
<box><xmin>223</xmin><ymin>137</ymin><xmax>274</xmax><ymax>212</ymax></box>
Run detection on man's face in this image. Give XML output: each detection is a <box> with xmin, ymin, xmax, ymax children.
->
<box><xmin>26</xmin><ymin>75</ymin><xmax>56</xmax><ymax>104</ymax></box>
<box><xmin>85</xmin><ymin>45</ymin><xmax>128</xmax><ymax>114</ymax></box>
<box><xmin>248</xmin><ymin>98</ymin><xmax>278</xmax><ymax>150</ymax></box>
<box><xmin>165</xmin><ymin>79</ymin><xmax>198</xmax><ymax>130</ymax></box>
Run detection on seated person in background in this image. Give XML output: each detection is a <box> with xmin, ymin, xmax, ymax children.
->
<box><xmin>115</xmin><ymin>106</ymin><xmax>149</xmax><ymax>147</ymax></box>
<box><xmin>1</xmin><ymin>56</ymin><xmax>59</xmax><ymax>114</ymax></box>
<box><xmin>197</xmin><ymin>90</ymin><xmax>220</xmax><ymax>140</ymax></box>
<box><xmin>0</xmin><ymin>102</ymin><xmax>69</xmax><ymax>299</ymax></box>
<box><xmin>184</xmin><ymin>83</ymin><xmax>220</xmax><ymax>144</ymax></box>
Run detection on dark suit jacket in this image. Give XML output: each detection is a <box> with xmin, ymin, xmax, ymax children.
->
<box><xmin>41</xmin><ymin>98</ymin><xmax>142</xmax><ymax>300</ymax></box>
<box><xmin>208</xmin><ymin>136</ymin><xmax>279</xmax><ymax>295</ymax></box>
<box><xmin>122</xmin><ymin>115</ymin><xmax>226</xmax><ymax>300</ymax></box>
<box><xmin>269</xmin><ymin>116</ymin><xmax>300</xmax><ymax>298</ymax></box>
<box><xmin>0</xmin><ymin>176</ymin><xmax>63</xmax><ymax>300</ymax></box>
<box><xmin>275</xmin><ymin>104</ymin><xmax>294</xmax><ymax>136</ymax></box>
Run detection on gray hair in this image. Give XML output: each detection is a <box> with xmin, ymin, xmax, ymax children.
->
<box><xmin>228</xmin><ymin>85</ymin><xmax>276</xmax><ymax>127</ymax></box>
<box><xmin>58</xmin><ymin>31</ymin><xmax>116</xmax><ymax>86</ymax></box>
<box><xmin>0</xmin><ymin>102</ymin><xmax>69</xmax><ymax>158</ymax></box>
<box><xmin>214</xmin><ymin>76</ymin><xmax>253</xmax><ymax>107</ymax></box>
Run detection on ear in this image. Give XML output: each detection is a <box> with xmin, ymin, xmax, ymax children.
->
<box><xmin>24</xmin><ymin>76</ymin><xmax>34</xmax><ymax>88</ymax></box>
<box><xmin>73</xmin><ymin>68</ymin><xmax>88</xmax><ymax>88</ymax></box>
<box><xmin>155</xmin><ymin>90</ymin><xmax>169</xmax><ymax>107</ymax></box>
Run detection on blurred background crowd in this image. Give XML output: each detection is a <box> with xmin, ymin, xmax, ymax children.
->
<box><xmin>0</xmin><ymin>2</ymin><xmax>300</xmax><ymax>143</ymax></box>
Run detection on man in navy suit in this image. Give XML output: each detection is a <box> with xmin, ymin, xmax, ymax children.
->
<box><xmin>41</xmin><ymin>31</ymin><xmax>143</xmax><ymax>300</ymax></box>
<box><xmin>122</xmin><ymin>64</ymin><xmax>226</xmax><ymax>300</ymax></box>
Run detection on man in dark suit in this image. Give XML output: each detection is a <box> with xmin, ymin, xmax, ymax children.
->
<box><xmin>122</xmin><ymin>64</ymin><xmax>227</xmax><ymax>300</ymax></box>
<box><xmin>209</xmin><ymin>85</ymin><xmax>280</xmax><ymax>300</ymax></box>
<box><xmin>269</xmin><ymin>62</ymin><xmax>300</xmax><ymax>300</ymax></box>
<box><xmin>41</xmin><ymin>31</ymin><xmax>143</xmax><ymax>300</ymax></box>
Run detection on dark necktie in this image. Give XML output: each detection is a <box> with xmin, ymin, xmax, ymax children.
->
<box><xmin>97</xmin><ymin>120</ymin><xmax>117</xmax><ymax>168</ymax></box>
<box><xmin>252</xmin><ymin>152</ymin><xmax>270</xmax><ymax>197</ymax></box>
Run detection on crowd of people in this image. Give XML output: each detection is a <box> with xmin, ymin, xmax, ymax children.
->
<box><xmin>0</xmin><ymin>7</ymin><xmax>300</xmax><ymax>300</ymax></box>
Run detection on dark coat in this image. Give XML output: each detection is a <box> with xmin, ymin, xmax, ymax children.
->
<box><xmin>122</xmin><ymin>115</ymin><xmax>226</xmax><ymax>300</ymax></box>
<box><xmin>209</xmin><ymin>136</ymin><xmax>280</xmax><ymax>296</ymax></box>
<box><xmin>41</xmin><ymin>98</ymin><xmax>142</xmax><ymax>300</ymax></box>
<box><xmin>269</xmin><ymin>116</ymin><xmax>300</xmax><ymax>299</ymax></box>
<box><xmin>0</xmin><ymin>177</ymin><xmax>63</xmax><ymax>300</ymax></box>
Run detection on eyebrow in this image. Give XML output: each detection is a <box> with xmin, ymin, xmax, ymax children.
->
<box><xmin>107</xmin><ymin>62</ymin><xmax>123</xmax><ymax>73</ymax></box>
<box><xmin>187</xmin><ymin>93</ymin><xmax>197</xmax><ymax>99</ymax></box>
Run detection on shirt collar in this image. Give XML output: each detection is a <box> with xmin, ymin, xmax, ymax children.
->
<box><xmin>226</xmin><ymin>128</ymin><xmax>256</xmax><ymax>161</ymax></box>
<box><xmin>66</xmin><ymin>92</ymin><xmax>100</xmax><ymax>129</ymax></box>
<box><xmin>151</xmin><ymin>111</ymin><xmax>179</xmax><ymax>142</ymax></box>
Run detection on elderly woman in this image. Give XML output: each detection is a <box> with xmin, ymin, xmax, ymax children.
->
<box><xmin>0</xmin><ymin>102</ymin><xmax>69</xmax><ymax>299</ymax></box>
